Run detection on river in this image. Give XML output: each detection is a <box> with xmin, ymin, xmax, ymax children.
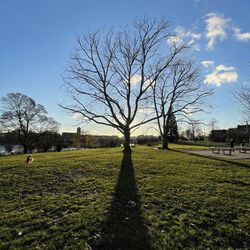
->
<box><xmin>0</xmin><ymin>145</ymin><xmax>23</xmax><ymax>154</ymax></box>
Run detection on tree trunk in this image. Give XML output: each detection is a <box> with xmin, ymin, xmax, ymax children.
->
<box><xmin>123</xmin><ymin>127</ymin><xmax>132</xmax><ymax>153</ymax></box>
<box><xmin>23</xmin><ymin>144</ymin><xmax>28</xmax><ymax>154</ymax></box>
<box><xmin>161</xmin><ymin>121</ymin><xmax>170</xmax><ymax>150</ymax></box>
<box><xmin>162</xmin><ymin>134</ymin><xmax>169</xmax><ymax>149</ymax></box>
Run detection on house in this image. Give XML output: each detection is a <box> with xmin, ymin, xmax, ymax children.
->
<box><xmin>62</xmin><ymin>127</ymin><xmax>82</xmax><ymax>146</ymax></box>
<box><xmin>62</xmin><ymin>127</ymin><xmax>120</xmax><ymax>148</ymax></box>
<box><xmin>210</xmin><ymin>123</ymin><xmax>250</xmax><ymax>143</ymax></box>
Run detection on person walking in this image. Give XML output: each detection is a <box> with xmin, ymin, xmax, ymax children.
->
<box><xmin>230</xmin><ymin>139</ymin><xmax>235</xmax><ymax>152</ymax></box>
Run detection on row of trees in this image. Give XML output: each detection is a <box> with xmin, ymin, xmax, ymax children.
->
<box><xmin>0</xmin><ymin>129</ymin><xmax>121</xmax><ymax>153</ymax></box>
<box><xmin>0</xmin><ymin>130</ymin><xmax>63</xmax><ymax>153</ymax></box>
<box><xmin>61</xmin><ymin>18</ymin><xmax>213</xmax><ymax>152</ymax></box>
<box><xmin>0</xmin><ymin>93</ymin><xmax>59</xmax><ymax>153</ymax></box>
<box><xmin>1</xmin><ymin>19</ymin><xmax>248</xmax><ymax>154</ymax></box>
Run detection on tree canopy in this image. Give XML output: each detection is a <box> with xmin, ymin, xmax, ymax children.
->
<box><xmin>0</xmin><ymin>93</ymin><xmax>59</xmax><ymax>153</ymax></box>
<box><xmin>61</xmin><ymin>18</ymin><xmax>186</xmax><ymax>152</ymax></box>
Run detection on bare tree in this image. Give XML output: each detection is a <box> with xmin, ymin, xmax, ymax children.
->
<box><xmin>234</xmin><ymin>83</ymin><xmax>250</xmax><ymax>121</ymax></box>
<box><xmin>188</xmin><ymin>119</ymin><xmax>203</xmax><ymax>140</ymax></box>
<box><xmin>60</xmin><ymin>18</ymin><xmax>185</xmax><ymax>152</ymax></box>
<box><xmin>0</xmin><ymin>93</ymin><xmax>59</xmax><ymax>153</ymax></box>
<box><xmin>152</xmin><ymin>59</ymin><xmax>213</xmax><ymax>149</ymax></box>
<box><xmin>209</xmin><ymin>118</ymin><xmax>218</xmax><ymax>131</ymax></box>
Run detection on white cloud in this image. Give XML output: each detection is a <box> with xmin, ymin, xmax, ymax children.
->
<box><xmin>215</xmin><ymin>64</ymin><xmax>235</xmax><ymax>72</ymax></box>
<box><xmin>127</xmin><ymin>75</ymin><xmax>153</xmax><ymax>89</ymax></box>
<box><xmin>130</xmin><ymin>74</ymin><xmax>141</xmax><ymax>86</ymax></box>
<box><xmin>204</xmin><ymin>64</ymin><xmax>238</xmax><ymax>87</ymax></box>
<box><xmin>201</xmin><ymin>60</ymin><xmax>214</xmax><ymax>68</ymax></box>
<box><xmin>175</xmin><ymin>26</ymin><xmax>202</xmax><ymax>41</ymax></box>
<box><xmin>137</xmin><ymin>107</ymin><xmax>155</xmax><ymax>113</ymax></box>
<box><xmin>72</xmin><ymin>113</ymin><xmax>89</xmax><ymax>122</ymax></box>
<box><xmin>60</xmin><ymin>125</ymin><xmax>77</xmax><ymax>133</ymax></box>
<box><xmin>184</xmin><ymin>107</ymin><xmax>195</xmax><ymax>116</ymax></box>
<box><xmin>72</xmin><ymin>113</ymin><xmax>82</xmax><ymax>120</ymax></box>
<box><xmin>168</xmin><ymin>26</ymin><xmax>202</xmax><ymax>51</ymax></box>
<box><xmin>205</xmin><ymin>13</ymin><xmax>230</xmax><ymax>50</ymax></box>
<box><xmin>234</xmin><ymin>27</ymin><xmax>250</xmax><ymax>42</ymax></box>
<box><xmin>167</xmin><ymin>35</ymin><xmax>182</xmax><ymax>46</ymax></box>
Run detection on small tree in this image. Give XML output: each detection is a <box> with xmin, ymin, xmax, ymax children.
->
<box><xmin>83</xmin><ymin>134</ymin><xmax>97</xmax><ymax>148</ymax></box>
<box><xmin>234</xmin><ymin>83</ymin><xmax>250</xmax><ymax>121</ymax></box>
<box><xmin>36</xmin><ymin>132</ymin><xmax>62</xmax><ymax>152</ymax></box>
<box><xmin>188</xmin><ymin>119</ymin><xmax>202</xmax><ymax>140</ymax></box>
<box><xmin>4</xmin><ymin>144</ymin><xmax>13</xmax><ymax>154</ymax></box>
<box><xmin>60</xmin><ymin>18</ymin><xmax>185</xmax><ymax>153</ymax></box>
<box><xmin>185</xmin><ymin>129</ymin><xmax>192</xmax><ymax>140</ymax></box>
<box><xmin>0</xmin><ymin>93</ymin><xmax>59</xmax><ymax>153</ymax></box>
<box><xmin>153</xmin><ymin>59</ymin><xmax>212</xmax><ymax>149</ymax></box>
<box><xmin>168</xmin><ymin>111</ymin><xmax>178</xmax><ymax>142</ymax></box>
<box><xmin>209</xmin><ymin>118</ymin><xmax>218</xmax><ymax>131</ymax></box>
<box><xmin>72</xmin><ymin>133</ymin><xmax>83</xmax><ymax>148</ymax></box>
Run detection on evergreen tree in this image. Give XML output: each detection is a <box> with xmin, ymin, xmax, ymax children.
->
<box><xmin>168</xmin><ymin>112</ymin><xmax>178</xmax><ymax>142</ymax></box>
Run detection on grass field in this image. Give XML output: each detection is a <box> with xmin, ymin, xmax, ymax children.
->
<box><xmin>0</xmin><ymin>145</ymin><xmax>250</xmax><ymax>249</ymax></box>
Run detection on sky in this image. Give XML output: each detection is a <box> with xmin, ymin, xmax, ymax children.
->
<box><xmin>0</xmin><ymin>0</ymin><xmax>249</xmax><ymax>136</ymax></box>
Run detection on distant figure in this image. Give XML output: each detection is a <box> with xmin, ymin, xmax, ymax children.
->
<box><xmin>26</xmin><ymin>155</ymin><xmax>33</xmax><ymax>164</ymax></box>
<box><xmin>230</xmin><ymin>139</ymin><xmax>235</xmax><ymax>151</ymax></box>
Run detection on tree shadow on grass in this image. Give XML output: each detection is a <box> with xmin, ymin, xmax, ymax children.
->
<box><xmin>92</xmin><ymin>152</ymin><xmax>151</xmax><ymax>250</ymax></box>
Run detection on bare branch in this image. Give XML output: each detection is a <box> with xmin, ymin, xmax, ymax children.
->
<box><xmin>152</xmin><ymin>59</ymin><xmax>213</xmax><ymax>148</ymax></box>
<box><xmin>61</xmin><ymin>18</ymin><xmax>187</xmax><ymax>152</ymax></box>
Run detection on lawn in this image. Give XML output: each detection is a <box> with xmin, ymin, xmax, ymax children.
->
<box><xmin>0</xmin><ymin>145</ymin><xmax>250</xmax><ymax>249</ymax></box>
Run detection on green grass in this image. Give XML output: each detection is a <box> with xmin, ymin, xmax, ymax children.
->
<box><xmin>0</xmin><ymin>145</ymin><xmax>250</xmax><ymax>249</ymax></box>
<box><xmin>169</xmin><ymin>143</ymin><xmax>209</xmax><ymax>150</ymax></box>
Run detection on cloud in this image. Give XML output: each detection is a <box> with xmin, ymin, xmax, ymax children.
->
<box><xmin>167</xmin><ymin>35</ymin><xmax>182</xmax><ymax>46</ymax></box>
<box><xmin>234</xmin><ymin>27</ymin><xmax>250</xmax><ymax>42</ymax></box>
<box><xmin>215</xmin><ymin>64</ymin><xmax>235</xmax><ymax>72</ymax></box>
<box><xmin>60</xmin><ymin>125</ymin><xmax>76</xmax><ymax>133</ymax></box>
<box><xmin>72</xmin><ymin>113</ymin><xmax>82</xmax><ymax>120</ymax></box>
<box><xmin>130</xmin><ymin>74</ymin><xmax>141</xmax><ymax>86</ymax></box>
<box><xmin>123</xmin><ymin>74</ymin><xmax>141</xmax><ymax>86</ymax></box>
<box><xmin>72</xmin><ymin>113</ymin><xmax>89</xmax><ymax>122</ymax></box>
<box><xmin>183</xmin><ymin>107</ymin><xmax>195</xmax><ymax>116</ymax></box>
<box><xmin>205</xmin><ymin>13</ymin><xmax>230</xmax><ymax>50</ymax></box>
<box><xmin>201</xmin><ymin>60</ymin><xmax>214</xmax><ymax>68</ymax></box>
<box><xmin>168</xmin><ymin>26</ymin><xmax>202</xmax><ymax>51</ymax></box>
<box><xmin>137</xmin><ymin>107</ymin><xmax>155</xmax><ymax>114</ymax></box>
<box><xmin>203</xmin><ymin>12</ymin><xmax>250</xmax><ymax>47</ymax></box>
<box><xmin>204</xmin><ymin>64</ymin><xmax>238</xmax><ymax>87</ymax></box>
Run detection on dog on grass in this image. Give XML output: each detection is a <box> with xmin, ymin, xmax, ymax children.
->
<box><xmin>26</xmin><ymin>155</ymin><xmax>33</xmax><ymax>164</ymax></box>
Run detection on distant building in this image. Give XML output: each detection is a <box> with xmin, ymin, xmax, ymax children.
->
<box><xmin>210</xmin><ymin>129</ymin><xmax>228</xmax><ymax>142</ymax></box>
<box><xmin>61</xmin><ymin>127</ymin><xmax>120</xmax><ymax>148</ymax></box>
<box><xmin>62</xmin><ymin>127</ymin><xmax>82</xmax><ymax>146</ymax></box>
<box><xmin>210</xmin><ymin>123</ymin><xmax>250</xmax><ymax>143</ymax></box>
<box><xmin>93</xmin><ymin>135</ymin><xmax>120</xmax><ymax>148</ymax></box>
<box><xmin>77</xmin><ymin>127</ymin><xmax>81</xmax><ymax>135</ymax></box>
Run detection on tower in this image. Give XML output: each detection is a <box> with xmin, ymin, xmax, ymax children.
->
<box><xmin>77</xmin><ymin>127</ymin><xmax>81</xmax><ymax>135</ymax></box>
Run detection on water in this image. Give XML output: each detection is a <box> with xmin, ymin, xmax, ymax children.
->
<box><xmin>0</xmin><ymin>145</ymin><xmax>23</xmax><ymax>153</ymax></box>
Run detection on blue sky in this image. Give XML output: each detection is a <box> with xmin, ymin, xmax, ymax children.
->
<box><xmin>0</xmin><ymin>0</ymin><xmax>249</xmax><ymax>135</ymax></box>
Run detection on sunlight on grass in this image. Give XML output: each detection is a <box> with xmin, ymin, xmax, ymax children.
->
<box><xmin>0</xmin><ymin>146</ymin><xmax>249</xmax><ymax>249</ymax></box>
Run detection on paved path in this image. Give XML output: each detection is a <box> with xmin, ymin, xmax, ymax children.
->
<box><xmin>179</xmin><ymin>149</ymin><xmax>250</xmax><ymax>160</ymax></box>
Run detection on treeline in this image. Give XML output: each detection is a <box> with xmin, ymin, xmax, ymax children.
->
<box><xmin>0</xmin><ymin>131</ymin><xmax>63</xmax><ymax>153</ymax></box>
